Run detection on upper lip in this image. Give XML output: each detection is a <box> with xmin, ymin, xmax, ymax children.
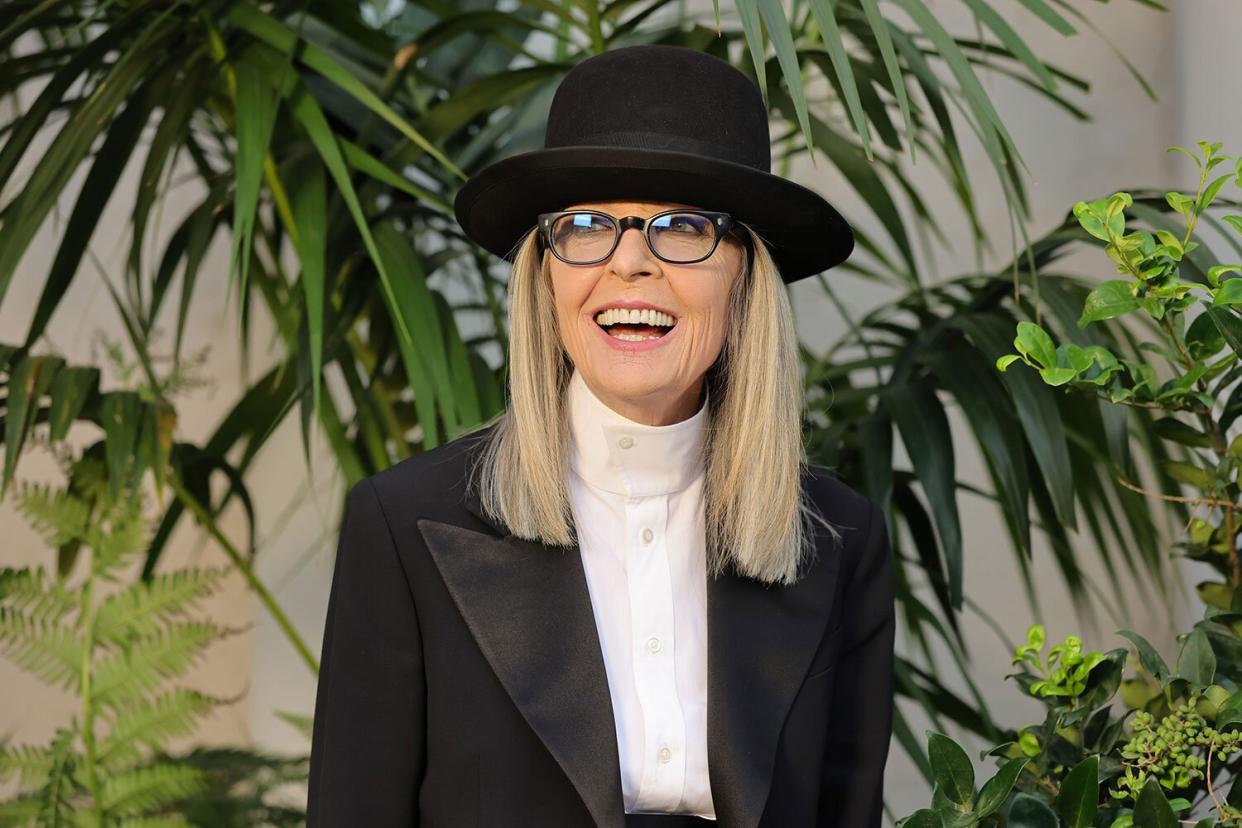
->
<box><xmin>590</xmin><ymin>299</ymin><xmax>679</xmax><ymax>319</ymax></box>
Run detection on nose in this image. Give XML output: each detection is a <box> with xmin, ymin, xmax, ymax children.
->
<box><xmin>608</xmin><ymin>222</ymin><xmax>660</xmax><ymax>275</ymax></box>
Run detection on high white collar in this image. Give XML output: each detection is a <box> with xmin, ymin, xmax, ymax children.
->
<box><xmin>567</xmin><ymin>367</ymin><xmax>709</xmax><ymax>497</ymax></box>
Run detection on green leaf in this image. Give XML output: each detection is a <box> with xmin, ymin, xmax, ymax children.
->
<box><xmin>229</xmin><ymin>48</ymin><xmax>283</xmax><ymax>300</ymax></box>
<box><xmin>1008</xmin><ymin>792</ymin><xmax>1058</xmax><ymax>828</ymax></box>
<box><xmin>956</xmin><ymin>314</ymin><xmax>1076</xmax><ymax>531</ymax></box>
<box><xmin>289</xmin><ymin>159</ymin><xmax>327</xmax><ymax>427</ymax></box>
<box><xmin>975</xmin><ymin>755</ymin><xmax>1029</xmax><ymax>816</ymax></box>
<box><xmin>1176</xmin><ymin>626</ymin><xmax>1216</xmax><ymax>687</ymax></box>
<box><xmin>927</xmin><ymin>730</ymin><xmax>974</xmax><ymax>806</ymax></box>
<box><xmin>1073</xmin><ymin>199</ymin><xmax>1110</xmax><ymax>240</ymax></box>
<box><xmin>224</xmin><ymin>3</ymin><xmax>463</xmax><ymax>180</ymax></box>
<box><xmin>1117</xmin><ymin>630</ymin><xmax>1171</xmax><ymax>684</ymax></box>
<box><xmin>1205</xmin><ymin>305</ymin><xmax>1242</xmax><ymax>357</ymax></box>
<box><xmin>1186</xmin><ymin>310</ymin><xmax>1226</xmax><ymax>359</ymax></box>
<box><xmin>1199</xmin><ymin>171</ymin><xmax>1235</xmax><ymax>213</ymax></box>
<box><xmin>1152</xmin><ymin>417</ymin><xmax>1213</xmax><ymax>448</ymax></box>
<box><xmin>1078</xmin><ymin>280</ymin><xmax>1137</xmax><ymax>325</ymax></box>
<box><xmin>1133</xmin><ymin>775</ymin><xmax>1178</xmax><ymax>828</ymax></box>
<box><xmin>1210</xmin><ymin>267</ymin><xmax>1242</xmax><ymax>290</ymax></box>
<box><xmin>1216</xmin><ymin>690</ymin><xmax>1242</xmax><ymax>732</ymax></box>
<box><xmin>887</xmin><ymin>379</ymin><xmax>963</xmax><ymax>609</ymax></box>
<box><xmin>1165</xmin><ymin>191</ymin><xmax>1195</xmax><ymax>218</ymax></box>
<box><xmin>805</xmin><ymin>0</ymin><xmax>874</xmax><ymax>161</ymax></box>
<box><xmin>958</xmin><ymin>0</ymin><xmax>1057</xmax><ymax>92</ymax></box>
<box><xmin>1056</xmin><ymin>754</ymin><xmax>1098</xmax><ymax>827</ymax></box>
<box><xmin>1014</xmin><ymin>321</ymin><xmax>1058</xmax><ymax>368</ymax></box>
<box><xmin>996</xmin><ymin>353</ymin><xmax>1023</xmax><ymax>371</ymax></box>
<box><xmin>1039</xmin><ymin>366</ymin><xmax>1078</xmax><ymax>386</ymax></box>
<box><xmin>856</xmin><ymin>0</ymin><xmax>916</xmax><ymax>159</ymax></box>
<box><xmin>1162</xmin><ymin>461</ymin><xmax>1214</xmax><ymax>491</ymax></box>
<box><xmin>1012</xmin><ymin>0</ymin><xmax>1076</xmax><ymax>35</ymax></box>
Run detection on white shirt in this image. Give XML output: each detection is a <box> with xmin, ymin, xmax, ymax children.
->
<box><xmin>565</xmin><ymin>367</ymin><xmax>717</xmax><ymax>819</ymax></box>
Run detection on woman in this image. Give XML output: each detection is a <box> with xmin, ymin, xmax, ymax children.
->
<box><xmin>307</xmin><ymin>44</ymin><xmax>895</xmax><ymax>827</ymax></box>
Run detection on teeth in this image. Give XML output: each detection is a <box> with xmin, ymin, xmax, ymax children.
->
<box><xmin>594</xmin><ymin>307</ymin><xmax>676</xmax><ymax>327</ymax></box>
<box><xmin>612</xmin><ymin>333</ymin><xmax>663</xmax><ymax>341</ymax></box>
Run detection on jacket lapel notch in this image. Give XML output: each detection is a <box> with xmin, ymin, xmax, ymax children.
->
<box><xmin>418</xmin><ymin>501</ymin><xmax>626</xmax><ymax>828</ymax></box>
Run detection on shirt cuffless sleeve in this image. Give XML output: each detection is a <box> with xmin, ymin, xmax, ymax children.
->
<box><xmin>817</xmin><ymin>499</ymin><xmax>896</xmax><ymax>827</ymax></box>
<box><xmin>307</xmin><ymin>477</ymin><xmax>427</xmax><ymax>827</ymax></box>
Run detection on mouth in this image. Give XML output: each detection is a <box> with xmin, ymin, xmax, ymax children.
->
<box><xmin>592</xmin><ymin>307</ymin><xmax>678</xmax><ymax>342</ymax></box>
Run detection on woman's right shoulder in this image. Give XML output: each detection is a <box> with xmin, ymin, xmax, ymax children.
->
<box><xmin>354</xmin><ymin>420</ymin><xmax>500</xmax><ymax>516</ymax></box>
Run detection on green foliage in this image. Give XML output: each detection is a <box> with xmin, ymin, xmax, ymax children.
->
<box><xmin>900</xmin><ymin>142</ymin><xmax>1242</xmax><ymax>826</ymax></box>
<box><xmin>0</xmin><ymin>456</ymin><xmax>238</xmax><ymax>825</ymax></box>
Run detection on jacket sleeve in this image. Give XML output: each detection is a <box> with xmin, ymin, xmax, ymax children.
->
<box><xmin>817</xmin><ymin>499</ymin><xmax>896</xmax><ymax>827</ymax></box>
<box><xmin>307</xmin><ymin>477</ymin><xmax>427</xmax><ymax>826</ymax></box>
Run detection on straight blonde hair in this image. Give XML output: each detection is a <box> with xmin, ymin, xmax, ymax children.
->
<box><xmin>466</xmin><ymin>222</ymin><xmax>840</xmax><ymax>586</ymax></box>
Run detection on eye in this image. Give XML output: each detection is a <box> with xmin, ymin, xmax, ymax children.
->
<box><xmin>662</xmin><ymin>213</ymin><xmax>709</xmax><ymax>235</ymax></box>
<box><xmin>560</xmin><ymin>213</ymin><xmax>612</xmax><ymax>235</ymax></box>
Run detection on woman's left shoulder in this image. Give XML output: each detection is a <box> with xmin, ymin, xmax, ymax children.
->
<box><xmin>803</xmin><ymin>462</ymin><xmax>878</xmax><ymax>530</ymax></box>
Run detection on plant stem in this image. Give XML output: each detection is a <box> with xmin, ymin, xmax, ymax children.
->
<box><xmin>167</xmin><ymin>473</ymin><xmax>319</xmax><ymax>675</ymax></box>
<box><xmin>80</xmin><ymin>550</ymin><xmax>104</xmax><ymax>826</ymax></box>
<box><xmin>1155</xmin><ymin>316</ymin><xmax>1242</xmax><ymax>583</ymax></box>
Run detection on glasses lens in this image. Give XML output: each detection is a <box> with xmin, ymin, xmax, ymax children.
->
<box><xmin>548</xmin><ymin>212</ymin><xmax>722</xmax><ymax>263</ymax></box>
<box><xmin>549</xmin><ymin>213</ymin><xmax>617</xmax><ymax>263</ymax></box>
<box><xmin>650</xmin><ymin>212</ymin><xmax>718</xmax><ymax>262</ymax></box>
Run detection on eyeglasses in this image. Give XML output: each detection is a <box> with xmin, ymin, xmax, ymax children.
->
<box><xmin>536</xmin><ymin>209</ymin><xmax>745</xmax><ymax>265</ymax></box>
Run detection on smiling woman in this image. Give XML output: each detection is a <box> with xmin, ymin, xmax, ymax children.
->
<box><xmin>307</xmin><ymin>44</ymin><xmax>895</xmax><ymax>828</ymax></box>
<box><xmin>546</xmin><ymin>200</ymin><xmax>745</xmax><ymax>425</ymax></box>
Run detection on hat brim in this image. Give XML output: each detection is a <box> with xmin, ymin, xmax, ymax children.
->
<box><xmin>453</xmin><ymin>146</ymin><xmax>854</xmax><ymax>283</ymax></box>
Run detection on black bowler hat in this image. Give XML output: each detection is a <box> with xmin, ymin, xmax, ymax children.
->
<box><xmin>453</xmin><ymin>44</ymin><xmax>855</xmax><ymax>283</ymax></box>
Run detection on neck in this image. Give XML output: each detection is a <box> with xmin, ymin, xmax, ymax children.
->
<box><xmin>580</xmin><ymin>376</ymin><xmax>706</xmax><ymax>426</ymax></box>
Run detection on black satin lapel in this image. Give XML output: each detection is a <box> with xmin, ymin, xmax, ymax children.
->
<box><xmin>706</xmin><ymin>545</ymin><xmax>840</xmax><ymax>828</ymax></box>
<box><xmin>416</xmin><ymin>518</ymin><xmax>626</xmax><ymax>828</ymax></box>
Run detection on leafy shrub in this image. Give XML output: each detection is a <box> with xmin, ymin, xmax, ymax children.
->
<box><xmin>898</xmin><ymin>141</ymin><xmax>1242</xmax><ymax>827</ymax></box>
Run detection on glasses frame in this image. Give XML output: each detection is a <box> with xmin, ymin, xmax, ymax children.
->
<box><xmin>535</xmin><ymin>208</ymin><xmax>746</xmax><ymax>266</ymax></box>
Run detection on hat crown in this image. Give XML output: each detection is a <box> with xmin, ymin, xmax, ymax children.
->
<box><xmin>544</xmin><ymin>45</ymin><xmax>771</xmax><ymax>173</ymax></box>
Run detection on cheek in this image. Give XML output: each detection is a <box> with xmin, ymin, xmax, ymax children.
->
<box><xmin>548</xmin><ymin>267</ymin><xmax>591</xmax><ymax>338</ymax></box>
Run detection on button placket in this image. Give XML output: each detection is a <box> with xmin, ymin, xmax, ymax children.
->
<box><xmin>623</xmin><ymin>493</ymin><xmax>686</xmax><ymax>810</ymax></box>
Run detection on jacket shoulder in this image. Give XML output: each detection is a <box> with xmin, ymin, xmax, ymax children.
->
<box><xmin>804</xmin><ymin>462</ymin><xmax>877</xmax><ymax>529</ymax></box>
<box><xmin>356</xmin><ymin>421</ymin><xmax>497</xmax><ymax>519</ymax></box>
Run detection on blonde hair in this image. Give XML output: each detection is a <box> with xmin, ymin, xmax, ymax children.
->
<box><xmin>466</xmin><ymin>222</ymin><xmax>840</xmax><ymax>586</ymax></box>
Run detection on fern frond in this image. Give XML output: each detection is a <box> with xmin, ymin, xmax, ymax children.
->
<box><xmin>92</xmin><ymin>622</ymin><xmax>219</xmax><ymax>710</ymax></box>
<box><xmin>34</xmin><ymin>728</ymin><xmax>77</xmax><ymax>828</ymax></box>
<box><xmin>0</xmin><ymin>791</ymin><xmax>44</xmax><ymax>825</ymax></box>
<box><xmin>162</xmin><ymin>745</ymin><xmax>310</xmax><ymax>826</ymax></box>
<box><xmin>95</xmin><ymin>493</ymin><xmax>150</xmax><ymax>580</ymax></box>
<box><xmin>0</xmin><ymin>741</ymin><xmax>59</xmax><ymax>788</ymax></box>
<box><xmin>93</xmin><ymin>568</ymin><xmax>227</xmax><ymax>645</ymax></box>
<box><xmin>99</xmin><ymin>762</ymin><xmax>208</xmax><ymax>816</ymax></box>
<box><xmin>13</xmin><ymin>481</ymin><xmax>91</xmax><ymax>549</ymax></box>
<box><xmin>111</xmin><ymin>816</ymin><xmax>190</xmax><ymax>827</ymax></box>
<box><xmin>0</xmin><ymin>567</ymin><xmax>78</xmax><ymax>626</ymax></box>
<box><xmin>97</xmin><ymin>689</ymin><xmax>217</xmax><ymax>770</ymax></box>
<box><xmin>0</xmin><ymin>608</ymin><xmax>84</xmax><ymax>692</ymax></box>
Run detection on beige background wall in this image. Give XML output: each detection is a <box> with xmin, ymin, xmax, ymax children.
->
<box><xmin>1</xmin><ymin>0</ymin><xmax>1239</xmax><ymax>821</ymax></box>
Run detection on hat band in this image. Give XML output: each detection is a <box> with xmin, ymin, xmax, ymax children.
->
<box><xmin>546</xmin><ymin>130</ymin><xmax>767</xmax><ymax>171</ymax></box>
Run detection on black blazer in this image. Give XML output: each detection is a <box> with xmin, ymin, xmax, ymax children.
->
<box><xmin>306</xmin><ymin>423</ymin><xmax>895</xmax><ymax>827</ymax></box>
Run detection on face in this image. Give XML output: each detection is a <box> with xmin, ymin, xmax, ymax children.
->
<box><xmin>546</xmin><ymin>199</ymin><xmax>746</xmax><ymax>426</ymax></box>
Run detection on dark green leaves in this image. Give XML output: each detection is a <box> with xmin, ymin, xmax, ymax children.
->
<box><xmin>1055</xmin><ymin>754</ymin><xmax>1098</xmax><ymax>827</ymax></box>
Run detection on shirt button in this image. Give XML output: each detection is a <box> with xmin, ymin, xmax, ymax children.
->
<box><xmin>658</xmin><ymin>746</ymin><xmax>672</xmax><ymax>763</ymax></box>
<box><xmin>618</xmin><ymin>435</ymin><xmax>634</xmax><ymax>449</ymax></box>
<box><xmin>646</xmin><ymin>636</ymin><xmax>662</xmax><ymax>653</ymax></box>
<box><xmin>641</xmin><ymin>528</ymin><xmax>653</xmax><ymax>543</ymax></box>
